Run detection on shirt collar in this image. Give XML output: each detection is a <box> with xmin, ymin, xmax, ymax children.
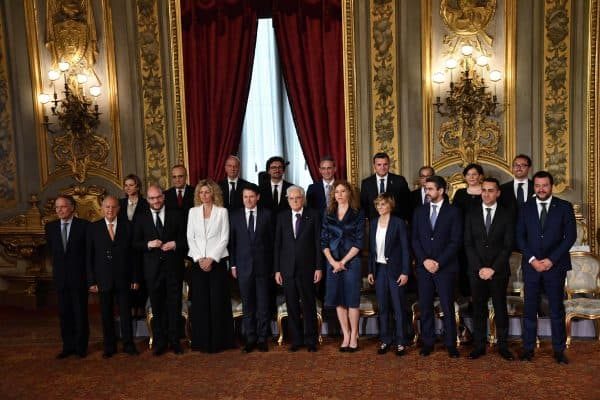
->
<box><xmin>292</xmin><ymin>208</ymin><xmax>304</xmax><ymax>216</ymax></box>
<box><xmin>105</xmin><ymin>218</ymin><xmax>117</xmax><ymax>226</ymax></box>
<box><xmin>430</xmin><ymin>199</ymin><xmax>444</xmax><ymax>207</ymax></box>
<box><xmin>245</xmin><ymin>207</ymin><xmax>257</xmax><ymax>213</ymax></box>
<box><xmin>482</xmin><ymin>202</ymin><xmax>498</xmax><ymax>212</ymax></box>
<box><xmin>536</xmin><ymin>196</ymin><xmax>553</xmax><ymax>205</ymax></box>
<box><xmin>61</xmin><ymin>217</ymin><xmax>73</xmax><ymax>225</ymax></box>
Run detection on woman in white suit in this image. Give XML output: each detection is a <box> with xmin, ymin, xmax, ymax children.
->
<box><xmin>187</xmin><ymin>179</ymin><xmax>234</xmax><ymax>352</ymax></box>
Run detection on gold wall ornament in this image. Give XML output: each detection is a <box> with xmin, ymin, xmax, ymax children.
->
<box><xmin>586</xmin><ymin>0</ymin><xmax>598</xmax><ymax>254</ymax></box>
<box><xmin>342</xmin><ymin>0</ymin><xmax>359</xmax><ymax>184</ymax></box>
<box><xmin>542</xmin><ymin>0</ymin><xmax>572</xmax><ymax>193</ymax></box>
<box><xmin>0</xmin><ymin>8</ymin><xmax>18</xmax><ymax>208</ymax></box>
<box><xmin>137</xmin><ymin>0</ymin><xmax>169</xmax><ymax>189</ymax></box>
<box><xmin>370</xmin><ymin>0</ymin><xmax>400</xmax><ymax>171</ymax></box>
<box><xmin>440</xmin><ymin>0</ymin><xmax>497</xmax><ymax>55</ymax></box>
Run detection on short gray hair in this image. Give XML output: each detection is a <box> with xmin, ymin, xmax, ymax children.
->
<box><xmin>286</xmin><ymin>185</ymin><xmax>305</xmax><ymax>197</ymax></box>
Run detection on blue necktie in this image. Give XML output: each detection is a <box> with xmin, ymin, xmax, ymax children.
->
<box><xmin>430</xmin><ymin>204</ymin><xmax>438</xmax><ymax>229</ymax></box>
<box><xmin>485</xmin><ymin>208</ymin><xmax>492</xmax><ymax>233</ymax></box>
<box><xmin>517</xmin><ymin>182</ymin><xmax>525</xmax><ymax>205</ymax></box>
<box><xmin>379</xmin><ymin>179</ymin><xmax>385</xmax><ymax>194</ymax></box>
<box><xmin>248</xmin><ymin>210</ymin><xmax>255</xmax><ymax>240</ymax></box>
<box><xmin>294</xmin><ymin>213</ymin><xmax>302</xmax><ymax>238</ymax></box>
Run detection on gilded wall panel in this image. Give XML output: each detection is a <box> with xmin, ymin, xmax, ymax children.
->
<box><xmin>587</xmin><ymin>0</ymin><xmax>598</xmax><ymax>253</ymax></box>
<box><xmin>137</xmin><ymin>0</ymin><xmax>169</xmax><ymax>189</ymax></box>
<box><xmin>370</xmin><ymin>0</ymin><xmax>400</xmax><ymax>172</ymax></box>
<box><xmin>342</xmin><ymin>0</ymin><xmax>359</xmax><ymax>185</ymax></box>
<box><xmin>542</xmin><ymin>0</ymin><xmax>572</xmax><ymax>193</ymax></box>
<box><xmin>24</xmin><ymin>0</ymin><xmax>122</xmax><ymax>188</ymax></box>
<box><xmin>0</xmin><ymin>8</ymin><xmax>18</xmax><ymax>208</ymax></box>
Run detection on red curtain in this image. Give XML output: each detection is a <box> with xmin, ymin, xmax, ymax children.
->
<box><xmin>181</xmin><ymin>0</ymin><xmax>258</xmax><ymax>184</ymax></box>
<box><xmin>273</xmin><ymin>0</ymin><xmax>346</xmax><ymax>179</ymax></box>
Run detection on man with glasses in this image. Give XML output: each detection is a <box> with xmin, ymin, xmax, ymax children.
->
<box><xmin>410</xmin><ymin>166</ymin><xmax>435</xmax><ymax>217</ymax></box>
<box><xmin>258</xmin><ymin>156</ymin><xmax>294</xmax><ymax>216</ymax></box>
<box><xmin>500</xmin><ymin>155</ymin><xmax>534</xmax><ymax>217</ymax></box>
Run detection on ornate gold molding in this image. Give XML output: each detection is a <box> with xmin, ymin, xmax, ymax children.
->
<box><xmin>136</xmin><ymin>0</ymin><xmax>169</xmax><ymax>189</ymax></box>
<box><xmin>587</xmin><ymin>0</ymin><xmax>598</xmax><ymax>254</ymax></box>
<box><xmin>369</xmin><ymin>0</ymin><xmax>399</xmax><ymax>172</ymax></box>
<box><xmin>0</xmin><ymin>8</ymin><xmax>18</xmax><ymax>208</ymax></box>
<box><xmin>343</xmin><ymin>0</ymin><xmax>359</xmax><ymax>184</ymax></box>
<box><xmin>542</xmin><ymin>0</ymin><xmax>572</xmax><ymax>193</ymax></box>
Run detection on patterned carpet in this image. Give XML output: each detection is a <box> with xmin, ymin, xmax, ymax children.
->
<box><xmin>1</xmin><ymin>306</ymin><xmax>599</xmax><ymax>400</ymax></box>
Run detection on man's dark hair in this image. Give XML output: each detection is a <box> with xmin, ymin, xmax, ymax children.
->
<box><xmin>372</xmin><ymin>152</ymin><xmax>390</xmax><ymax>163</ymax></box>
<box><xmin>532</xmin><ymin>170</ymin><xmax>554</xmax><ymax>186</ymax></box>
<box><xmin>266</xmin><ymin>156</ymin><xmax>286</xmax><ymax>171</ymax></box>
<box><xmin>56</xmin><ymin>194</ymin><xmax>76</xmax><ymax>208</ymax></box>
<box><xmin>242</xmin><ymin>183</ymin><xmax>260</xmax><ymax>195</ymax></box>
<box><xmin>482</xmin><ymin>177</ymin><xmax>500</xmax><ymax>189</ymax></box>
<box><xmin>425</xmin><ymin>175</ymin><xmax>447</xmax><ymax>192</ymax></box>
<box><xmin>513</xmin><ymin>154</ymin><xmax>532</xmax><ymax>167</ymax></box>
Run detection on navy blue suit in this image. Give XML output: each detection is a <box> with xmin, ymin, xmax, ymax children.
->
<box><xmin>411</xmin><ymin>201</ymin><xmax>462</xmax><ymax>348</ymax></box>
<box><xmin>306</xmin><ymin>181</ymin><xmax>329</xmax><ymax>214</ymax></box>
<box><xmin>516</xmin><ymin>196</ymin><xmax>576</xmax><ymax>352</ymax></box>
<box><xmin>229</xmin><ymin>207</ymin><xmax>274</xmax><ymax>344</ymax></box>
<box><xmin>369</xmin><ymin>216</ymin><xmax>410</xmax><ymax>345</ymax></box>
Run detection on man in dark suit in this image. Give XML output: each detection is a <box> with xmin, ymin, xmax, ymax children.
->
<box><xmin>274</xmin><ymin>186</ymin><xmax>323</xmax><ymax>352</ymax></box>
<box><xmin>87</xmin><ymin>196</ymin><xmax>139</xmax><ymax>358</ymax></box>
<box><xmin>516</xmin><ymin>171</ymin><xmax>576</xmax><ymax>364</ymax></box>
<box><xmin>464</xmin><ymin>178</ymin><xmax>515</xmax><ymax>361</ymax></box>
<box><xmin>258</xmin><ymin>156</ymin><xmax>294</xmax><ymax>216</ymax></box>
<box><xmin>410</xmin><ymin>166</ymin><xmax>435</xmax><ymax>215</ymax></box>
<box><xmin>134</xmin><ymin>185</ymin><xmax>187</xmax><ymax>355</ymax></box>
<box><xmin>218</xmin><ymin>155</ymin><xmax>251</xmax><ymax>211</ymax></box>
<box><xmin>229</xmin><ymin>184</ymin><xmax>274</xmax><ymax>353</ymax></box>
<box><xmin>411</xmin><ymin>175</ymin><xmax>462</xmax><ymax>358</ymax></box>
<box><xmin>164</xmin><ymin>164</ymin><xmax>195</xmax><ymax>216</ymax></box>
<box><xmin>306</xmin><ymin>156</ymin><xmax>336</xmax><ymax>214</ymax></box>
<box><xmin>44</xmin><ymin>195</ymin><xmax>89</xmax><ymax>359</ymax></box>
<box><xmin>499</xmin><ymin>154</ymin><xmax>534</xmax><ymax>217</ymax></box>
<box><xmin>360</xmin><ymin>152</ymin><xmax>410</xmax><ymax>221</ymax></box>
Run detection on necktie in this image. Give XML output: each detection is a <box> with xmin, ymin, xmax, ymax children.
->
<box><xmin>61</xmin><ymin>222</ymin><xmax>69</xmax><ymax>251</ymax></box>
<box><xmin>248</xmin><ymin>210</ymin><xmax>255</xmax><ymax>239</ymax></box>
<box><xmin>379</xmin><ymin>179</ymin><xmax>385</xmax><ymax>194</ymax></box>
<box><xmin>273</xmin><ymin>185</ymin><xmax>279</xmax><ymax>208</ymax></box>
<box><xmin>108</xmin><ymin>222</ymin><xmax>115</xmax><ymax>241</ymax></box>
<box><xmin>485</xmin><ymin>208</ymin><xmax>492</xmax><ymax>233</ymax></box>
<box><xmin>430</xmin><ymin>204</ymin><xmax>438</xmax><ymax>229</ymax></box>
<box><xmin>540</xmin><ymin>202</ymin><xmax>548</xmax><ymax>230</ymax></box>
<box><xmin>177</xmin><ymin>189</ymin><xmax>183</xmax><ymax>208</ymax></box>
<box><xmin>155</xmin><ymin>212</ymin><xmax>164</xmax><ymax>237</ymax></box>
<box><xmin>517</xmin><ymin>182</ymin><xmax>525</xmax><ymax>205</ymax></box>
<box><xmin>325</xmin><ymin>184</ymin><xmax>331</xmax><ymax>207</ymax></box>
<box><xmin>294</xmin><ymin>213</ymin><xmax>302</xmax><ymax>238</ymax></box>
<box><xmin>230</xmin><ymin>182</ymin><xmax>236</xmax><ymax>205</ymax></box>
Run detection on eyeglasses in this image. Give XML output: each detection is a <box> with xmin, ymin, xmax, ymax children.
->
<box><xmin>513</xmin><ymin>163</ymin><xmax>529</xmax><ymax>168</ymax></box>
<box><xmin>269</xmin><ymin>165</ymin><xmax>284</xmax><ymax>170</ymax></box>
<box><xmin>172</xmin><ymin>175</ymin><xmax>185</xmax><ymax>179</ymax></box>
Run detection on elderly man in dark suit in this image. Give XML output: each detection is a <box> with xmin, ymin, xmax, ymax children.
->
<box><xmin>274</xmin><ymin>185</ymin><xmax>323</xmax><ymax>352</ymax></box>
<box><xmin>134</xmin><ymin>185</ymin><xmax>187</xmax><ymax>355</ymax></box>
<box><xmin>218</xmin><ymin>155</ymin><xmax>251</xmax><ymax>211</ymax></box>
<box><xmin>45</xmin><ymin>195</ymin><xmax>89</xmax><ymax>359</ymax></box>
<box><xmin>360</xmin><ymin>152</ymin><xmax>410</xmax><ymax>221</ymax></box>
<box><xmin>87</xmin><ymin>195</ymin><xmax>139</xmax><ymax>358</ymax></box>
<box><xmin>306</xmin><ymin>156</ymin><xmax>336</xmax><ymax>214</ymax></box>
<box><xmin>464</xmin><ymin>178</ymin><xmax>515</xmax><ymax>361</ymax></box>
<box><xmin>516</xmin><ymin>171</ymin><xmax>576</xmax><ymax>364</ymax></box>
<box><xmin>229</xmin><ymin>184</ymin><xmax>274</xmax><ymax>353</ymax></box>
<box><xmin>411</xmin><ymin>175</ymin><xmax>462</xmax><ymax>358</ymax></box>
<box><xmin>499</xmin><ymin>154</ymin><xmax>534</xmax><ymax>217</ymax></box>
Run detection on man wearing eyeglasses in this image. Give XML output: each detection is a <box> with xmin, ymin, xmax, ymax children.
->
<box><xmin>410</xmin><ymin>166</ymin><xmax>435</xmax><ymax>216</ymax></box>
<box><xmin>499</xmin><ymin>154</ymin><xmax>534</xmax><ymax>217</ymax></box>
<box><xmin>258</xmin><ymin>156</ymin><xmax>294</xmax><ymax>216</ymax></box>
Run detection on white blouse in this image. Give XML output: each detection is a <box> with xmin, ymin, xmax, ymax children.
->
<box><xmin>187</xmin><ymin>205</ymin><xmax>229</xmax><ymax>263</ymax></box>
<box><xmin>375</xmin><ymin>224</ymin><xmax>387</xmax><ymax>264</ymax></box>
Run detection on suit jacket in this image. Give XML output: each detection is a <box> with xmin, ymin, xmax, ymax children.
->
<box><xmin>258</xmin><ymin>180</ymin><xmax>293</xmax><ymax>215</ymax></box>
<box><xmin>464</xmin><ymin>204</ymin><xmax>514</xmax><ymax>277</ymax></box>
<box><xmin>219</xmin><ymin>178</ymin><xmax>251</xmax><ymax>210</ymax></box>
<box><xmin>86</xmin><ymin>218</ymin><xmax>136</xmax><ymax>290</ymax></box>
<box><xmin>516</xmin><ymin>196</ymin><xmax>576</xmax><ymax>273</ymax></box>
<box><xmin>368</xmin><ymin>215</ymin><xmax>410</xmax><ymax>278</ymax></box>
<box><xmin>274</xmin><ymin>208</ymin><xmax>323</xmax><ymax>278</ymax></box>
<box><xmin>118</xmin><ymin>196</ymin><xmax>149</xmax><ymax>223</ymax></box>
<box><xmin>133</xmin><ymin>208</ymin><xmax>187</xmax><ymax>286</ymax></box>
<box><xmin>164</xmin><ymin>184</ymin><xmax>195</xmax><ymax>215</ymax></box>
<box><xmin>499</xmin><ymin>179</ymin><xmax>534</xmax><ymax>216</ymax></box>
<box><xmin>360</xmin><ymin>173</ymin><xmax>410</xmax><ymax>221</ymax></box>
<box><xmin>229</xmin><ymin>207</ymin><xmax>274</xmax><ymax>277</ymax></box>
<box><xmin>45</xmin><ymin>217</ymin><xmax>89</xmax><ymax>290</ymax></box>
<box><xmin>411</xmin><ymin>201</ymin><xmax>462</xmax><ymax>273</ymax></box>
<box><xmin>187</xmin><ymin>205</ymin><xmax>229</xmax><ymax>263</ymax></box>
<box><xmin>306</xmin><ymin>181</ymin><xmax>329</xmax><ymax>214</ymax></box>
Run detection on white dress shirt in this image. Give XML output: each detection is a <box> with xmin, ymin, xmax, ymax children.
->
<box><xmin>513</xmin><ymin>179</ymin><xmax>529</xmax><ymax>199</ymax></box>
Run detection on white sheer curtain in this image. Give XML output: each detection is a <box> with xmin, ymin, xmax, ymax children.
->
<box><xmin>239</xmin><ymin>19</ymin><xmax>312</xmax><ymax>189</ymax></box>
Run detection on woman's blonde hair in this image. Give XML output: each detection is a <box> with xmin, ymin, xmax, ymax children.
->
<box><xmin>194</xmin><ymin>179</ymin><xmax>224</xmax><ymax>207</ymax></box>
<box><xmin>326</xmin><ymin>180</ymin><xmax>360</xmax><ymax>215</ymax></box>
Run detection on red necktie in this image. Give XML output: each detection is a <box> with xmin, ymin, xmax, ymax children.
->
<box><xmin>177</xmin><ymin>189</ymin><xmax>183</xmax><ymax>207</ymax></box>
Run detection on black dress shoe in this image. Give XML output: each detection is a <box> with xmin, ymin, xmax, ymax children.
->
<box><xmin>289</xmin><ymin>344</ymin><xmax>301</xmax><ymax>352</ymax></box>
<box><xmin>307</xmin><ymin>345</ymin><xmax>317</xmax><ymax>352</ymax></box>
<box><xmin>56</xmin><ymin>350</ymin><xmax>73</xmax><ymax>359</ymax></box>
<box><xmin>395</xmin><ymin>345</ymin><xmax>406</xmax><ymax>356</ymax></box>
<box><xmin>171</xmin><ymin>343</ymin><xmax>184</xmax><ymax>355</ymax></box>
<box><xmin>242</xmin><ymin>342</ymin><xmax>256</xmax><ymax>353</ymax></box>
<box><xmin>347</xmin><ymin>344</ymin><xmax>359</xmax><ymax>353</ymax></box>
<box><xmin>419</xmin><ymin>345</ymin><xmax>433</xmax><ymax>356</ymax></box>
<box><xmin>554</xmin><ymin>351</ymin><xmax>569</xmax><ymax>364</ymax></box>
<box><xmin>498</xmin><ymin>347</ymin><xmax>514</xmax><ymax>361</ymax></box>
<box><xmin>377</xmin><ymin>343</ymin><xmax>390</xmax><ymax>355</ymax></box>
<box><xmin>468</xmin><ymin>348</ymin><xmax>486</xmax><ymax>360</ymax></box>
<box><xmin>124</xmin><ymin>346</ymin><xmax>139</xmax><ymax>356</ymax></box>
<box><xmin>447</xmin><ymin>347</ymin><xmax>460</xmax><ymax>358</ymax></box>
<box><xmin>257</xmin><ymin>342</ymin><xmax>268</xmax><ymax>352</ymax></box>
<box><xmin>153</xmin><ymin>345</ymin><xmax>167</xmax><ymax>356</ymax></box>
<box><xmin>77</xmin><ymin>351</ymin><xmax>87</xmax><ymax>359</ymax></box>
<box><xmin>519</xmin><ymin>349</ymin><xmax>534</xmax><ymax>361</ymax></box>
<box><xmin>102</xmin><ymin>351</ymin><xmax>114</xmax><ymax>359</ymax></box>
<box><xmin>339</xmin><ymin>346</ymin><xmax>348</xmax><ymax>353</ymax></box>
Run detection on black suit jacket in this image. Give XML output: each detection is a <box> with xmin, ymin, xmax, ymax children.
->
<box><xmin>499</xmin><ymin>179</ymin><xmax>534</xmax><ymax>217</ymax></box>
<box><xmin>118</xmin><ymin>196</ymin><xmax>149</xmax><ymax>223</ymax></box>
<box><xmin>228</xmin><ymin>207</ymin><xmax>274</xmax><ymax>277</ymax></box>
<box><xmin>218</xmin><ymin>178</ymin><xmax>251</xmax><ymax>210</ymax></box>
<box><xmin>86</xmin><ymin>218</ymin><xmax>137</xmax><ymax>290</ymax></box>
<box><xmin>164</xmin><ymin>185</ymin><xmax>195</xmax><ymax>216</ymax></box>
<box><xmin>274</xmin><ymin>208</ymin><xmax>323</xmax><ymax>278</ymax></box>
<box><xmin>306</xmin><ymin>181</ymin><xmax>328</xmax><ymax>214</ymax></box>
<box><xmin>360</xmin><ymin>173</ymin><xmax>410</xmax><ymax>221</ymax></box>
<box><xmin>464</xmin><ymin>204</ymin><xmax>514</xmax><ymax>277</ymax></box>
<box><xmin>45</xmin><ymin>217</ymin><xmax>89</xmax><ymax>290</ymax></box>
<box><xmin>133</xmin><ymin>208</ymin><xmax>187</xmax><ymax>287</ymax></box>
<box><xmin>258</xmin><ymin>180</ymin><xmax>293</xmax><ymax>215</ymax></box>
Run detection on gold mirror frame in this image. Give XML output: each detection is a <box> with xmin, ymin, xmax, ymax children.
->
<box><xmin>166</xmin><ymin>0</ymin><xmax>360</xmax><ymax>184</ymax></box>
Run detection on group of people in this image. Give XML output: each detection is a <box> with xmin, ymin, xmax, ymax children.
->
<box><xmin>45</xmin><ymin>152</ymin><xmax>576</xmax><ymax>364</ymax></box>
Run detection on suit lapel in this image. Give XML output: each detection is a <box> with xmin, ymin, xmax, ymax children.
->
<box><xmin>383</xmin><ymin>219</ymin><xmax>395</xmax><ymax>256</ymax></box>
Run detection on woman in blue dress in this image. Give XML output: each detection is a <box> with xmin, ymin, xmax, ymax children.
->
<box><xmin>321</xmin><ymin>180</ymin><xmax>364</xmax><ymax>352</ymax></box>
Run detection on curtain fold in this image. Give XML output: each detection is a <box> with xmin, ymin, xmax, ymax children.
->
<box><xmin>181</xmin><ymin>0</ymin><xmax>258</xmax><ymax>184</ymax></box>
<box><xmin>273</xmin><ymin>0</ymin><xmax>346</xmax><ymax>180</ymax></box>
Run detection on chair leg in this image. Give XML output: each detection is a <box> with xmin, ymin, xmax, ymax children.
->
<box><xmin>317</xmin><ymin>313</ymin><xmax>323</xmax><ymax>345</ymax></box>
<box><xmin>565</xmin><ymin>314</ymin><xmax>573</xmax><ymax>348</ymax></box>
<box><xmin>412</xmin><ymin>312</ymin><xmax>420</xmax><ymax>345</ymax></box>
<box><xmin>455</xmin><ymin>310</ymin><xmax>461</xmax><ymax>348</ymax></box>
<box><xmin>146</xmin><ymin>313</ymin><xmax>153</xmax><ymax>349</ymax></box>
<box><xmin>182</xmin><ymin>312</ymin><xmax>191</xmax><ymax>345</ymax></box>
<box><xmin>277</xmin><ymin>314</ymin><xmax>286</xmax><ymax>346</ymax></box>
<box><xmin>488</xmin><ymin>311</ymin><xmax>496</xmax><ymax>346</ymax></box>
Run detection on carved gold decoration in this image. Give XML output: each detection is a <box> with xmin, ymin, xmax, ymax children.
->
<box><xmin>0</xmin><ymin>8</ymin><xmax>18</xmax><ymax>208</ymax></box>
<box><xmin>542</xmin><ymin>0</ymin><xmax>571</xmax><ymax>193</ymax></box>
<box><xmin>137</xmin><ymin>0</ymin><xmax>169</xmax><ymax>189</ymax></box>
<box><xmin>440</xmin><ymin>0</ymin><xmax>497</xmax><ymax>55</ymax></box>
<box><xmin>342</xmin><ymin>0</ymin><xmax>359</xmax><ymax>184</ymax></box>
<box><xmin>42</xmin><ymin>184</ymin><xmax>106</xmax><ymax>223</ymax></box>
<box><xmin>587</xmin><ymin>0</ymin><xmax>598</xmax><ymax>254</ymax></box>
<box><xmin>370</xmin><ymin>0</ymin><xmax>399</xmax><ymax>171</ymax></box>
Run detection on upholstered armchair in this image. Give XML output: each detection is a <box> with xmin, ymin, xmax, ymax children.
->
<box><xmin>146</xmin><ymin>281</ymin><xmax>191</xmax><ymax>348</ymax></box>
<box><xmin>276</xmin><ymin>294</ymin><xmax>323</xmax><ymax>346</ymax></box>
<box><xmin>411</xmin><ymin>299</ymin><xmax>461</xmax><ymax>347</ymax></box>
<box><xmin>565</xmin><ymin>251</ymin><xmax>600</xmax><ymax>347</ymax></box>
<box><xmin>359</xmin><ymin>277</ymin><xmax>379</xmax><ymax>332</ymax></box>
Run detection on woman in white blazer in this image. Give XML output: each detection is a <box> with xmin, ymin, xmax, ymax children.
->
<box><xmin>187</xmin><ymin>179</ymin><xmax>234</xmax><ymax>352</ymax></box>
